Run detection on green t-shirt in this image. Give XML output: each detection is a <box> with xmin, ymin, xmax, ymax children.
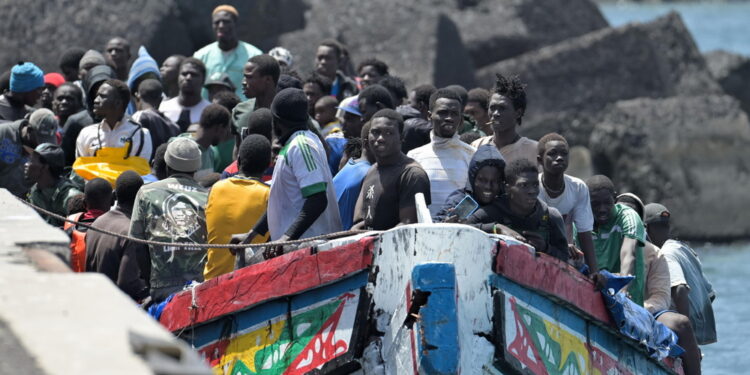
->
<box><xmin>592</xmin><ymin>203</ymin><xmax>646</xmax><ymax>305</ymax></box>
<box><xmin>211</xmin><ymin>137</ymin><xmax>235</xmax><ymax>172</ymax></box>
<box><xmin>28</xmin><ymin>179</ymin><xmax>82</xmax><ymax>227</ymax></box>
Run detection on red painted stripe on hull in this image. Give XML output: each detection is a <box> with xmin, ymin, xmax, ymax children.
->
<box><xmin>160</xmin><ymin>237</ymin><xmax>375</xmax><ymax>332</ymax></box>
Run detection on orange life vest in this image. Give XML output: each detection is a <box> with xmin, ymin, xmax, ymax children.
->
<box><xmin>63</xmin><ymin>212</ymin><xmax>91</xmax><ymax>272</ymax></box>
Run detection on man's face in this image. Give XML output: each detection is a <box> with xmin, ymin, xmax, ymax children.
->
<box><xmin>342</xmin><ymin>111</ymin><xmax>362</xmax><ymax>138</ymax></box>
<box><xmin>507</xmin><ymin>171</ymin><xmax>539</xmax><ymax>214</ymax></box>
<box><xmin>53</xmin><ymin>85</ymin><xmax>81</xmax><ymax>117</ymax></box>
<box><xmin>358</xmin><ymin>97</ymin><xmax>380</xmax><ymax>123</ymax></box>
<box><xmin>488</xmin><ymin>93</ymin><xmax>518</xmax><ymax>134</ymax></box>
<box><xmin>359</xmin><ymin>65</ymin><xmax>383</xmax><ymax>88</ymax></box>
<box><xmin>303</xmin><ymin>83</ymin><xmax>324</xmax><ymax>116</ymax></box>
<box><xmin>315</xmin><ymin>46</ymin><xmax>339</xmax><ymax>78</ymax></box>
<box><xmin>242</xmin><ymin>62</ymin><xmax>267</xmax><ymax>99</ymax></box>
<box><xmin>178</xmin><ymin>63</ymin><xmax>204</xmax><ymax>96</ymax></box>
<box><xmin>368</xmin><ymin>117</ymin><xmax>401</xmax><ymax>161</ymax></box>
<box><xmin>105</xmin><ymin>39</ymin><xmax>130</xmax><ymax>69</ymax></box>
<box><xmin>647</xmin><ymin>222</ymin><xmax>671</xmax><ymax>247</ymax></box>
<box><xmin>24</xmin><ymin>152</ymin><xmax>45</xmax><ymax>184</ymax></box>
<box><xmin>93</xmin><ymin>83</ymin><xmax>121</xmax><ymax>118</ymax></box>
<box><xmin>465</xmin><ymin>101</ymin><xmax>489</xmax><ymax>128</ymax></box>
<box><xmin>590</xmin><ymin>188</ymin><xmax>615</xmax><ymax>227</ymax></box>
<box><xmin>198</xmin><ymin>124</ymin><xmax>225</xmax><ymax>146</ymax></box>
<box><xmin>539</xmin><ymin>140</ymin><xmax>568</xmax><ymax>175</ymax></box>
<box><xmin>212</xmin><ymin>11</ymin><xmax>237</xmax><ymax>44</ymax></box>
<box><xmin>429</xmin><ymin>97</ymin><xmax>462</xmax><ymax>138</ymax></box>
<box><xmin>474</xmin><ymin>165</ymin><xmax>502</xmax><ymax>205</ymax></box>
<box><xmin>39</xmin><ymin>84</ymin><xmax>56</xmax><ymax>109</ymax></box>
<box><xmin>160</xmin><ymin>56</ymin><xmax>182</xmax><ymax>85</ymax></box>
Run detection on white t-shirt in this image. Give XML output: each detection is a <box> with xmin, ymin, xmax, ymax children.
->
<box><xmin>75</xmin><ymin>117</ymin><xmax>152</xmax><ymax>159</ymax></box>
<box><xmin>471</xmin><ymin>135</ymin><xmax>538</xmax><ymax>165</ymax></box>
<box><xmin>407</xmin><ymin>133</ymin><xmax>475</xmax><ymax>216</ymax></box>
<box><xmin>537</xmin><ymin>174</ymin><xmax>594</xmax><ymax>233</ymax></box>
<box><xmin>159</xmin><ymin>97</ymin><xmax>211</xmax><ymax>125</ymax></box>
<box><xmin>267</xmin><ymin>130</ymin><xmax>342</xmax><ymax>240</ymax></box>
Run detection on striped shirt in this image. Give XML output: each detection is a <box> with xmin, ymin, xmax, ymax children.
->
<box><xmin>267</xmin><ymin>130</ymin><xmax>342</xmax><ymax>240</ymax></box>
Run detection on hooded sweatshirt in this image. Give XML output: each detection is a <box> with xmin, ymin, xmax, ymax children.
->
<box><xmin>433</xmin><ymin>144</ymin><xmax>505</xmax><ymax>222</ymax></box>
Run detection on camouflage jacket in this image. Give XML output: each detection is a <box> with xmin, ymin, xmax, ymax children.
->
<box><xmin>28</xmin><ymin>178</ymin><xmax>83</xmax><ymax>227</ymax></box>
<box><xmin>129</xmin><ymin>174</ymin><xmax>208</xmax><ymax>292</ymax></box>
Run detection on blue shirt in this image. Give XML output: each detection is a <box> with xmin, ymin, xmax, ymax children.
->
<box><xmin>325</xmin><ymin>134</ymin><xmax>348</xmax><ymax>176</ymax></box>
<box><xmin>333</xmin><ymin>158</ymin><xmax>371</xmax><ymax>230</ymax></box>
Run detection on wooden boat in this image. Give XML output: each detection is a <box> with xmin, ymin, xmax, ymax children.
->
<box><xmin>157</xmin><ymin>224</ymin><xmax>684</xmax><ymax>375</ymax></box>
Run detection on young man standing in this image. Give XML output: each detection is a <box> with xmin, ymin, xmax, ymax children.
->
<box><xmin>159</xmin><ymin>58</ymin><xmax>211</xmax><ymax>132</ymax></box>
<box><xmin>104</xmin><ymin>37</ymin><xmax>132</xmax><ymax>81</ymax></box>
<box><xmin>407</xmin><ymin>89</ymin><xmax>476</xmax><ymax>215</ymax></box>
<box><xmin>235</xmin><ymin>88</ymin><xmax>341</xmax><ymax>251</ymax></box>
<box><xmin>466</xmin><ymin>159</ymin><xmax>569</xmax><ymax>262</ymax></box>
<box><xmin>586</xmin><ymin>175</ymin><xmax>646</xmax><ymax>305</ymax></box>
<box><xmin>179</xmin><ymin>103</ymin><xmax>231</xmax><ymax>178</ymax></box>
<box><xmin>204</xmin><ymin>134</ymin><xmax>271</xmax><ymax>280</ymax></box>
<box><xmin>333</xmin><ymin>122</ymin><xmax>375</xmax><ymax>230</ymax></box>
<box><xmin>129</xmin><ymin>137</ymin><xmax>208</xmax><ymax>302</ymax></box>
<box><xmin>131</xmin><ymin>78</ymin><xmax>180</xmax><ymax>159</ymax></box>
<box><xmin>464</xmin><ymin>88</ymin><xmax>491</xmax><ymax>136</ymax></box>
<box><xmin>86</xmin><ymin>170</ymin><xmax>149</xmax><ymax>301</ymax></box>
<box><xmin>401</xmin><ymin>84</ymin><xmax>437</xmax><ymax>153</ymax></box>
<box><xmin>537</xmin><ymin>133</ymin><xmax>600</xmax><ymax>277</ymax></box>
<box><xmin>0</xmin><ymin>62</ymin><xmax>44</xmax><ymax>122</ymax></box>
<box><xmin>75</xmin><ymin>79</ymin><xmax>152</xmax><ymax>161</ymax></box>
<box><xmin>353</xmin><ymin>109</ymin><xmax>431</xmax><ymax>230</ymax></box>
<box><xmin>193</xmin><ymin>5</ymin><xmax>262</xmax><ymax>100</ymax></box>
<box><xmin>231</xmin><ymin>54</ymin><xmax>281</xmax><ymax>129</ymax></box>
<box><xmin>471</xmin><ymin>74</ymin><xmax>537</xmax><ymax>165</ymax></box>
<box><xmin>315</xmin><ymin>39</ymin><xmax>357</xmax><ymax>101</ymax></box>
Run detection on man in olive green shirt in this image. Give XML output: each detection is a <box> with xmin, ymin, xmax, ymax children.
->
<box><xmin>25</xmin><ymin>143</ymin><xmax>82</xmax><ymax>227</ymax></box>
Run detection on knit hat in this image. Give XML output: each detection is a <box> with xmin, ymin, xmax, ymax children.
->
<box><xmin>212</xmin><ymin>4</ymin><xmax>239</xmax><ymax>17</ymax></box>
<box><xmin>165</xmin><ymin>137</ymin><xmax>202</xmax><ymax>173</ymax></box>
<box><xmin>268</xmin><ymin>47</ymin><xmax>293</xmax><ymax>68</ymax></box>
<box><xmin>126</xmin><ymin>46</ymin><xmax>161</xmax><ymax>114</ymax></box>
<box><xmin>33</xmin><ymin>143</ymin><xmax>65</xmax><ymax>170</ymax></box>
<box><xmin>79</xmin><ymin>50</ymin><xmax>107</xmax><ymax>70</ymax></box>
<box><xmin>10</xmin><ymin>62</ymin><xmax>44</xmax><ymax>93</ymax></box>
<box><xmin>28</xmin><ymin>108</ymin><xmax>58</xmax><ymax>145</ymax></box>
<box><xmin>44</xmin><ymin>72</ymin><xmax>66</xmax><ymax>88</ymax></box>
<box><xmin>644</xmin><ymin>203</ymin><xmax>671</xmax><ymax>225</ymax></box>
<box><xmin>271</xmin><ymin>88</ymin><xmax>309</xmax><ymax>128</ymax></box>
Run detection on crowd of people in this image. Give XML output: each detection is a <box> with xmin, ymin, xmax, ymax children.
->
<box><xmin>0</xmin><ymin>5</ymin><xmax>716</xmax><ymax>373</ymax></box>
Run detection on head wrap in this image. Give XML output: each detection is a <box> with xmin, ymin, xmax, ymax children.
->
<box><xmin>10</xmin><ymin>62</ymin><xmax>44</xmax><ymax>93</ymax></box>
<box><xmin>212</xmin><ymin>5</ymin><xmax>239</xmax><ymax>17</ymax></box>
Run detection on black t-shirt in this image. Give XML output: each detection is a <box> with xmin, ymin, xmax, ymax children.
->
<box><xmin>134</xmin><ymin>109</ymin><xmax>180</xmax><ymax>160</ymax></box>
<box><xmin>467</xmin><ymin>196</ymin><xmax>569</xmax><ymax>262</ymax></box>
<box><xmin>401</xmin><ymin>117</ymin><xmax>432</xmax><ymax>154</ymax></box>
<box><xmin>355</xmin><ymin>156</ymin><xmax>431</xmax><ymax>230</ymax></box>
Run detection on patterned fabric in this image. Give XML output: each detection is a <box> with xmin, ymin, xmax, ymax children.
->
<box><xmin>129</xmin><ymin>174</ymin><xmax>208</xmax><ymax>299</ymax></box>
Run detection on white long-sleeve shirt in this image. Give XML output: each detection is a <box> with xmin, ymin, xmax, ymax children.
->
<box><xmin>75</xmin><ymin>116</ymin><xmax>152</xmax><ymax>160</ymax></box>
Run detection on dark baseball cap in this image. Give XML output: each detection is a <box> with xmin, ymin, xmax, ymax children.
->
<box><xmin>204</xmin><ymin>72</ymin><xmax>235</xmax><ymax>91</ymax></box>
<box><xmin>33</xmin><ymin>143</ymin><xmax>65</xmax><ymax>170</ymax></box>
<box><xmin>644</xmin><ymin>203</ymin><xmax>670</xmax><ymax>225</ymax></box>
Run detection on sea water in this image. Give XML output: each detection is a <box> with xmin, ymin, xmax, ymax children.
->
<box><xmin>598</xmin><ymin>3</ymin><xmax>750</xmax><ymax>371</ymax></box>
<box><xmin>599</xmin><ymin>2</ymin><xmax>750</xmax><ymax>56</ymax></box>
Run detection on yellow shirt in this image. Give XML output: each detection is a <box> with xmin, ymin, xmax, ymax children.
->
<box><xmin>204</xmin><ymin>176</ymin><xmax>270</xmax><ymax>280</ymax></box>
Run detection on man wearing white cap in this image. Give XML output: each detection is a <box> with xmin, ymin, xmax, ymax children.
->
<box><xmin>129</xmin><ymin>137</ymin><xmax>208</xmax><ymax>302</ymax></box>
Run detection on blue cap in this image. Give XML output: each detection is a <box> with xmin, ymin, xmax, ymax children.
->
<box><xmin>337</xmin><ymin>97</ymin><xmax>361</xmax><ymax>116</ymax></box>
<box><xmin>10</xmin><ymin>62</ymin><xmax>44</xmax><ymax>93</ymax></box>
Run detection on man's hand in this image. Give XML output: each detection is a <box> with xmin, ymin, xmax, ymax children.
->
<box><xmin>263</xmin><ymin>234</ymin><xmax>290</xmax><ymax>260</ymax></box>
<box><xmin>230</xmin><ymin>230</ymin><xmax>258</xmax><ymax>255</ymax></box>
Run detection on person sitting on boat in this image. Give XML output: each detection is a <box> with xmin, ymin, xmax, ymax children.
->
<box><xmin>407</xmin><ymin>88</ymin><xmax>476</xmax><ymax>217</ymax></box>
<box><xmin>536</xmin><ymin>132</ymin><xmax>600</xmax><ymax>277</ymax></box>
<box><xmin>644</xmin><ymin>203</ymin><xmax>717</xmax><ymax>347</ymax></box>
<box><xmin>586</xmin><ymin>175</ymin><xmax>647</xmax><ymax>305</ymax></box>
<box><xmin>465</xmin><ymin>159</ymin><xmax>569</xmax><ymax>262</ymax></box>
<box><xmin>637</xmin><ymin>207</ymin><xmax>703</xmax><ymax>375</ymax></box>
<box><xmin>233</xmin><ymin>88</ymin><xmax>342</xmax><ymax>258</ymax></box>
<box><xmin>129</xmin><ymin>137</ymin><xmax>209</xmax><ymax>303</ymax></box>
<box><xmin>434</xmin><ymin>144</ymin><xmax>505</xmax><ymax>222</ymax></box>
<box><xmin>352</xmin><ymin>109</ymin><xmax>431</xmax><ymax>230</ymax></box>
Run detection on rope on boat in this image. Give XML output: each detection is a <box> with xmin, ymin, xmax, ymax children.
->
<box><xmin>13</xmin><ymin>194</ymin><xmax>368</xmax><ymax>249</ymax></box>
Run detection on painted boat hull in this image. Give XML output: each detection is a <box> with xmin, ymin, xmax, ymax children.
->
<box><xmin>158</xmin><ymin>224</ymin><xmax>683</xmax><ymax>375</ymax></box>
